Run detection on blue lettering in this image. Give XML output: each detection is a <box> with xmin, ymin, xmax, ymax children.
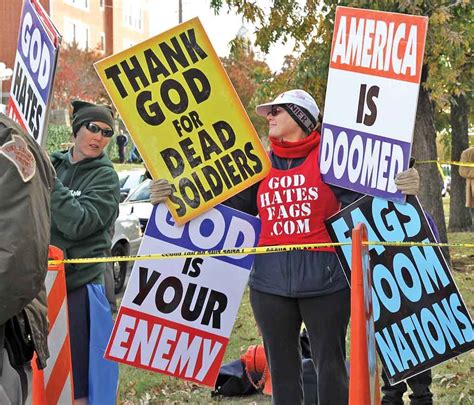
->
<box><xmin>371</xmin><ymin>286</ymin><xmax>380</xmax><ymax>322</ymax></box>
<box><xmin>372</xmin><ymin>198</ymin><xmax>406</xmax><ymax>241</ymax></box>
<box><xmin>410</xmin><ymin>242</ymin><xmax>450</xmax><ymax>294</ymax></box>
<box><xmin>401</xmin><ymin>316</ymin><xmax>425</xmax><ymax>362</ymax></box>
<box><xmin>330</xmin><ymin>217</ymin><xmax>353</xmax><ymax>267</ymax></box>
<box><xmin>420</xmin><ymin>308</ymin><xmax>446</xmax><ymax>355</ymax></box>
<box><xmin>410</xmin><ymin>313</ymin><xmax>434</xmax><ymax>359</ymax></box>
<box><xmin>393</xmin><ymin>253</ymin><xmax>422</xmax><ymax>303</ymax></box>
<box><xmin>392</xmin><ymin>323</ymin><xmax>418</xmax><ymax>369</ymax></box>
<box><xmin>395</xmin><ymin>200</ymin><xmax>421</xmax><ymax>238</ymax></box>
<box><xmin>375</xmin><ymin>328</ymin><xmax>403</xmax><ymax>376</ymax></box>
<box><xmin>432</xmin><ymin>298</ymin><xmax>465</xmax><ymax>349</ymax></box>
<box><xmin>350</xmin><ymin>208</ymin><xmax>385</xmax><ymax>255</ymax></box>
<box><xmin>449</xmin><ymin>293</ymin><xmax>473</xmax><ymax>343</ymax></box>
<box><xmin>373</xmin><ymin>264</ymin><xmax>401</xmax><ymax>314</ymax></box>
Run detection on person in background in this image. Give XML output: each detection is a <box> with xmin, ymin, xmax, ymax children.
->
<box><xmin>147</xmin><ymin>89</ymin><xmax>420</xmax><ymax>404</ymax></box>
<box><xmin>128</xmin><ymin>143</ymin><xmax>142</xmax><ymax>163</ymax></box>
<box><xmin>50</xmin><ymin>100</ymin><xmax>120</xmax><ymax>404</ymax></box>
<box><xmin>459</xmin><ymin>146</ymin><xmax>474</xmax><ymax>224</ymax></box>
<box><xmin>0</xmin><ymin>114</ymin><xmax>55</xmax><ymax>404</ymax></box>
<box><xmin>115</xmin><ymin>130</ymin><xmax>128</xmax><ymax>164</ymax></box>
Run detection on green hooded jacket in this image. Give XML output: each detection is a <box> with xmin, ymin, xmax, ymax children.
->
<box><xmin>50</xmin><ymin>149</ymin><xmax>120</xmax><ymax>291</ymax></box>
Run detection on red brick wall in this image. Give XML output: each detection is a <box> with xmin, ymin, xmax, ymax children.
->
<box><xmin>0</xmin><ymin>0</ymin><xmax>150</xmax><ymax>102</ymax></box>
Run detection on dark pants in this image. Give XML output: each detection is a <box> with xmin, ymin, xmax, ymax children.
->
<box><xmin>118</xmin><ymin>146</ymin><xmax>126</xmax><ymax>163</ymax></box>
<box><xmin>68</xmin><ymin>286</ymin><xmax>90</xmax><ymax>399</ymax></box>
<box><xmin>250</xmin><ymin>288</ymin><xmax>350</xmax><ymax>405</ymax></box>
<box><xmin>381</xmin><ymin>368</ymin><xmax>433</xmax><ymax>404</ymax></box>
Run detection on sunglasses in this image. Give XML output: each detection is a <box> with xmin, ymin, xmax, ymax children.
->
<box><xmin>85</xmin><ymin>122</ymin><xmax>114</xmax><ymax>138</ymax></box>
<box><xmin>270</xmin><ymin>106</ymin><xmax>282</xmax><ymax>117</ymax></box>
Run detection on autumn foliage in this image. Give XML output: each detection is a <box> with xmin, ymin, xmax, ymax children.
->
<box><xmin>52</xmin><ymin>42</ymin><xmax>110</xmax><ymax>110</ymax></box>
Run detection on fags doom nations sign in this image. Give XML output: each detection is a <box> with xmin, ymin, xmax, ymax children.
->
<box><xmin>326</xmin><ymin>195</ymin><xmax>473</xmax><ymax>384</ymax></box>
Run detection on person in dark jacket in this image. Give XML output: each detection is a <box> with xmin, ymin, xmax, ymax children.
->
<box><xmin>50</xmin><ymin>100</ymin><xmax>120</xmax><ymax>404</ymax></box>
<box><xmin>148</xmin><ymin>89</ymin><xmax>419</xmax><ymax>405</ymax></box>
<box><xmin>115</xmin><ymin>130</ymin><xmax>128</xmax><ymax>163</ymax></box>
<box><xmin>0</xmin><ymin>114</ymin><xmax>55</xmax><ymax>404</ymax></box>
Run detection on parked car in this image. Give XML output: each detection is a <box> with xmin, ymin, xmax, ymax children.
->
<box><xmin>111</xmin><ymin>206</ymin><xmax>142</xmax><ymax>293</ymax></box>
<box><xmin>120</xmin><ymin>178</ymin><xmax>153</xmax><ymax>234</ymax></box>
<box><xmin>118</xmin><ymin>168</ymin><xmax>146</xmax><ymax>202</ymax></box>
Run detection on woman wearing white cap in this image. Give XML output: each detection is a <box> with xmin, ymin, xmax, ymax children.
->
<box><xmin>149</xmin><ymin>89</ymin><xmax>419</xmax><ymax>404</ymax></box>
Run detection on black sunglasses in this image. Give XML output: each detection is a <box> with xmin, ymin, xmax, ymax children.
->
<box><xmin>270</xmin><ymin>105</ymin><xmax>282</xmax><ymax>117</ymax></box>
<box><xmin>85</xmin><ymin>122</ymin><xmax>114</xmax><ymax>138</ymax></box>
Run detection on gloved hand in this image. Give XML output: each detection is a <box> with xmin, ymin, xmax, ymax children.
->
<box><xmin>149</xmin><ymin>178</ymin><xmax>173</xmax><ymax>205</ymax></box>
<box><xmin>395</xmin><ymin>167</ymin><xmax>420</xmax><ymax>195</ymax></box>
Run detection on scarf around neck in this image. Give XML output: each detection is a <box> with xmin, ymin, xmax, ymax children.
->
<box><xmin>269</xmin><ymin>131</ymin><xmax>320</xmax><ymax>159</ymax></box>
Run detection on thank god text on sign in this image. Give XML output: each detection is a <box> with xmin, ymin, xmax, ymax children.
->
<box><xmin>320</xmin><ymin>7</ymin><xmax>427</xmax><ymax>202</ymax></box>
<box><xmin>95</xmin><ymin>18</ymin><xmax>270</xmax><ymax>224</ymax></box>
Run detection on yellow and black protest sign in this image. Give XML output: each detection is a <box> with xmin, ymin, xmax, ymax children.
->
<box><xmin>95</xmin><ymin>18</ymin><xmax>270</xmax><ymax>224</ymax></box>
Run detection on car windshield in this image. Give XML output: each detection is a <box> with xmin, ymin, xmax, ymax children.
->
<box><xmin>118</xmin><ymin>174</ymin><xmax>129</xmax><ymax>188</ymax></box>
<box><xmin>126</xmin><ymin>179</ymin><xmax>151</xmax><ymax>202</ymax></box>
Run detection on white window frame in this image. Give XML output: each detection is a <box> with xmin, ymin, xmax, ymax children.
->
<box><xmin>64</xmin><ymin>0</ymin><xmax>89</xmax><ymax>11</ymax></box>
<box><xmin>123</xmin><ymin>0</ymin><xmax>143</xmax><ymax>32</ymax></box>
<box><xmin>63</xmin><ymin>18</ymin><xmax>90</xmax><ymax>50</ymax></box>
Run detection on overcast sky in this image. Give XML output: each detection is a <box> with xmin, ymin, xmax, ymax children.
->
<box><xmin>148</xmin><ymin>0</ymin><xmax>294</xmax><ymax>72</ymax></box>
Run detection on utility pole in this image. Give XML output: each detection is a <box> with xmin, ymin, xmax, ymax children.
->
<box><xmin>178</xmin><ymin>0</ymin><xmax>183</xmax><ymax>23</ymax></box>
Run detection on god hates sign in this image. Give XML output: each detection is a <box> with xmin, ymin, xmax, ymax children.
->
<box><xmin>7</xmin><ymin>0</ymin><xmax>60</xmax><ymax>145</ymax></box>
<box><xmin>320</xmin><ymin>7</ymin><xmax>428</xmax><ymax>202</ymax></box>
<box><xmin>105</xmin><ymin>203</ymin><xmax>261</xmax><ymax>387</ymax></box>
<box><xmin>326</xmin><ymin>195</ymin><xmax>473</xmax><ymax>384</ymax></box>
<box><xmin>95</xmin><ymin>18</ymin><xmax>270</xmax><ymax>225</ymax></box>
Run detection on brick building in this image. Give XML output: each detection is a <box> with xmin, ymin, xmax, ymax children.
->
<box><xmin>0</xmin><ymin>0</ymin><xmax>151</xmax><ymax>104</ymax></box>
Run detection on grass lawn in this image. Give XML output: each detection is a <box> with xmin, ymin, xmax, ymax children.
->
<box><xmin>114</xmin><ymin>163</ymin><xmax>144</xmax><ymax>172</ymax></box>
<box><xmin>117</xmin><ymin>197</ymin><xmax>473</xmax><ymax>404</ymax></box>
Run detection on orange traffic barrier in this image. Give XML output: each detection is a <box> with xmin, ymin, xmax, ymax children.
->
<box><xmin>32</xmin><ymin>245</ymin><xmax>74</xmax><ymax>404</ymax></box>
<box><xmin>349</xmin><ymin>223</ymin><xmax>380</xmax><ymax>405</ymax></box>
<box><xmin>241</xmin><ymin>344</ymin><xmax>272</xmax><ymax>395</ymax></box>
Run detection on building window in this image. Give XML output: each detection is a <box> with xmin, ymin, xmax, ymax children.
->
<box><xmin>64</xmin><ymin>19</ymin><xmax>90</xmax><ymax>50</ymax></box>
<box><xmin>123</xmin><ymin>0</ymin><xmax>143</xmax><ymax>31</ymax></box>
<box><xmin>65</xmin><ymin>0</ymin><xmax>89</xmax><ymax>10</ymax></box>
<box><xmin>99</xmin><ymin>33</ymin><xmax>105</xmax><ymax>51</ymax></box>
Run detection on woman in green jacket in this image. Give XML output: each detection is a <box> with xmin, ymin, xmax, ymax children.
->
<box><xmin>50</xmin><ymin>100</ymin><xmax>120</xmax><ymax>404</ymax></box>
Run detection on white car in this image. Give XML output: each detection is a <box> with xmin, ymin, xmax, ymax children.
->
<box><xmin>442</xmin><ymin>175</ymin><xmax>451</xmax><ymax>197</ymax></box>
<box><xmin>120</xmin><ymin>178</ymin><xmax>153</xmax><ymax>235</ymax></box>
<box><xmin>111</xmin><ymin>204</ymin><xmax>142</xmax><ymax>293</ymax></box>
<box><xmin>118</xmin><ymin>168</ymin><xmax>147</xmax><ymax>202</ymax></box>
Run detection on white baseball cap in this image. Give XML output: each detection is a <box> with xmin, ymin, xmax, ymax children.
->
<box><xmin>255</xmin><ymin>89</ymin><xmax>320</xmax><ymax>122</ymax></box>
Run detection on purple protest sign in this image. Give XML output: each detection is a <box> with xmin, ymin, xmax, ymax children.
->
<box><xmin>320</xmin><ymin>7</ymin><xmax>427</xmax><ymax>202</ymax></box>
<box><xmin>7</xmin><ymin>0</ymin><xmax>61</xmax><ymax>145</ymax></box>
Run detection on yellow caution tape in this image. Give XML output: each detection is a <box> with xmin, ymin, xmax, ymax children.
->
<box><xmin>48</xmin><ymin>241</ymin><xmax>474</xmax><ymax>265</ymax></box>
<box><xmin>417</xmin><ymin>160</ymin><xmax>474</xmax><ymax>168</ymax></box>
